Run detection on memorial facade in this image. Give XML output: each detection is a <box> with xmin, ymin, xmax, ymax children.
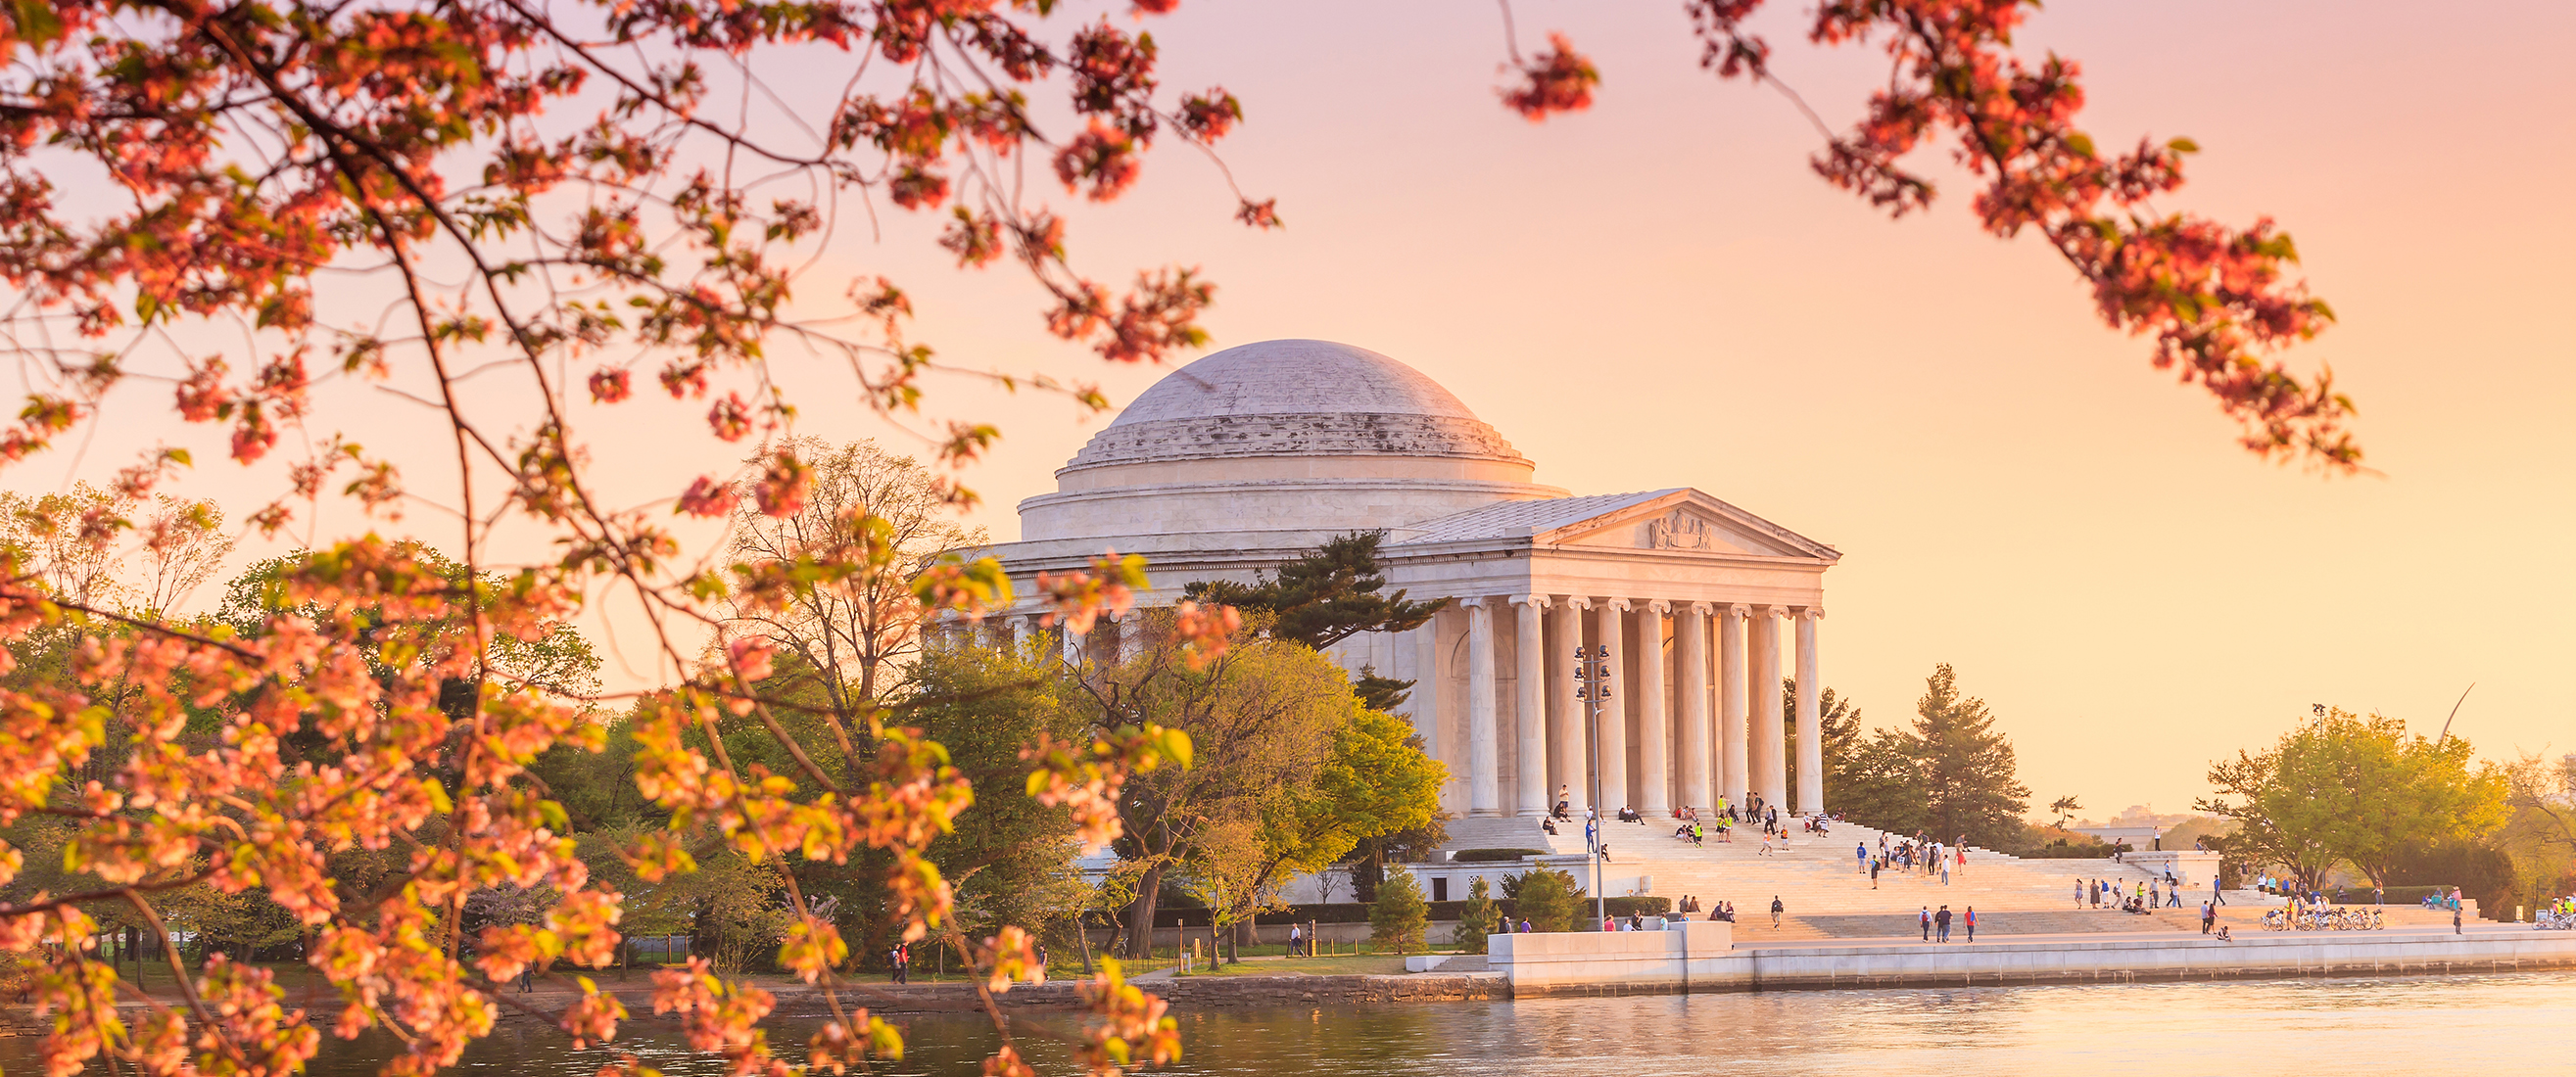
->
<box><xmin>970</xmin><ymin>339</ymin><xmax>1840</xmax><ymax>827</ymax></box>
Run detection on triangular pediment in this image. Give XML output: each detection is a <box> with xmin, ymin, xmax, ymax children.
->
<box><xmin>1542</xmin><ymin>490</ymin><xmax>1836</xmax><ymax>560</ymax></box>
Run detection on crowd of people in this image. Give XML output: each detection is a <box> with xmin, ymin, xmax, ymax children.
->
<box><xmin>2074</xmin><ymin>874</ymin><xmax>2192</xmax><ymax>914</ymax></box>
<box><xmin>1852</xmin><ymin>831</ymin><xmax>1970</xmax><ymax>888</ymax></box>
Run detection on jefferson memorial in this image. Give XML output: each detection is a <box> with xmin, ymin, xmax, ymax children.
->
<box><xmin>972</xmin><ymin>339</ymin><xmax>1839</xmax><ymax>837</ymax></box>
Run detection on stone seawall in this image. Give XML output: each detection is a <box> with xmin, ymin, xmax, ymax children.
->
<box><xmin>752</xmin><ymin>972</ymin><xmax>1508</xmax><ymax>1016</ymax></box>
<box><xmin>1508</xmin><ymin>930</ymin><xmax>2576</xmax><ymax>998</ymax></box>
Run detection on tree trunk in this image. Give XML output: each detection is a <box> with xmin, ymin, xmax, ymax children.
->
<box><xmin>1121</xmin><ymin>860</ymin><xmax>1167</xmax><ymax>960</ymax></box>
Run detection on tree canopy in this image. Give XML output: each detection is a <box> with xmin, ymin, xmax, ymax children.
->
<box><xmin>1083</xmin><ymin>611</ymin><xmax>1440</xmax><ymax>960</ymax></box>
<box><xmin>2200</xmin><ymin>707</ymin><xmax>2510</xmax><ymax>887</ymax></box>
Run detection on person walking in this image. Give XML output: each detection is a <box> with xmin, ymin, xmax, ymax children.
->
<box><xmin>2150</xmin><ymin>881</ymin><xmax>2160</xmax><ymax>909</ymax></box>
<box><xmin>1770</xmin><ymin>896</ymin><xmax>1786</xmax><ymax>929</ymax></box>
<box><xmin>1964</xmin><ymin>906</ymin><xmax>1976</xmax><ymax>943</ymax></box>
<box><xmin>1940</xmin><ymin>860</ymin><xmax>1950</xmax><ymax>886</ymax></box>
<box><xmin>1935</xmin><ymin>906</ymin><xmax>1952</xmax><ymax>943</ymax></box>
<box><xmin>1289</xmin><ymin>924</ymin><xmax>1305</xmax><ymax>957</ymax></box>
<box><xmin>2213</xmin><ymin>876</ymin><xmax>2225</xmax><ymax>907</ymax></box>
<box><xmin>2455</xmin><ymin>906</ymin><xmax>2463</xmax><ymax>935</ymax></box>
<box><xmin>1858</xmin><ymin>841</ymin><xmax>1870</xmax><ymax>873</ymax></box>
<box><xmin>890</xmin><ymin>942</ymin><xmax>909</xmax><ymax>985</ymax></box>
<box><xmin>1870</xmin><ymin>857</ymin><xmax>1882</xmax><ymax>889</ymax></box>
<box><xmin>2201</xmin><ymin>901</ymin><xmax>2216</xmax><ymax>935</ymax></box>
<box><xmin>2075</xmin><ymin>878</ymin><xmax>2084</xmax><ymax>909</ymax></box>
<box><xmin>517</xmin><ymin>964</ymin><xmax>535</xmax><ymax>994</ymax></box>
<box><xmin>1920</xmin><ymin>906</ymin><xmax>1932</xmax><ymax>941</ymax></box>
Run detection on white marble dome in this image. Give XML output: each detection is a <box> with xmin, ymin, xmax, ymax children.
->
<box><xmin>1019</xmin><ymin>339</ymin><xmax>1564</xmax><ymax>546</ymax></box>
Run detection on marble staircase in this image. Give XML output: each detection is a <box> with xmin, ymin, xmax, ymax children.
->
<box><xmin>1493</xmin><ymin>816</ymin><xmax>2197</xmax><ymax>939</ymax></box>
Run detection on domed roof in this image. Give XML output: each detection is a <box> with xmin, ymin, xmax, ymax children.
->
<box><xmin>1062</xmin><ymin>339</ymin><xmax>1530</xmax><ymax>474</ymax></box>
<box><xmin>1111</xmin><ymin>339</ymin><xmax>1481</xmax><ymax>426</ymax></box>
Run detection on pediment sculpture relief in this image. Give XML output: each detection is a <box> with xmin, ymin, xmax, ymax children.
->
<box><xmin>1648</xmin><ymin>509</ymin><xmax>1713</xmax><ymax>550</ymax></box>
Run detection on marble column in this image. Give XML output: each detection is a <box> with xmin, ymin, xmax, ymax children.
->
<box><xmin>1408</xmin><ymin>618</ymin><xmax>1442</xmax><ymax>762</ymax></box>
<box><xmin>1024</xmin><ymin>613</ymin><xmax>1052</xmax><ymax>664</ymax></box>
<box><xmin>1510</xmin><ymin>594</ymin><xmax>1550</xmax><ymax>817</ymax></box>
<box><xmin>1750</xmin><ymin>605</ymin><xmax>1789</xmax><ymax>812</ymax></box>
<box><xmin>1596</xmin><ymin>598</ymin><xmax>1630</xmax><ymax>813</ymax></box>
<box><xmin>1796</xmin><ymin>608</ymin><xmax>1825</xmax><ymax>816</ymax></box>
<box><xmin>1113</xmin><ymin>610</ymin><xmax>1143</xmax><ymax>659</ymax></box>
<box><xmin>1678</xmin><ymin>603</ymin><xmax>1712</xmax><ymax>813</ymax></box>
<box><xmin>1717</xmin><ymin>603</ymin><xmax>1748</xmax><ymax>810</ymax></box>
<box><xmin>1464</xmin><ymin>597</ymin><xmax>1501</xmax><ymax>817</ymax></box>
<box><xmin>1637</xmin><ymin>600</ymin><xmax>1672</xmax><ymax>816</ymax></box>
<box><xmin>1550</xmin><ymin>596</ymin><xmax>1589</xmax><ymax>813</ymax></box>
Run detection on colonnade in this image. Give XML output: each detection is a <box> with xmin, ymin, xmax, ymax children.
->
<box><xmin>935</xmin><ymin>608</ymin><xmax>1138</xmax><ymax>666</ymax></box>
<box><xmin>1447</xmin><ymin>596</ymin><xmax>1822</xmax><ymax>819</ymax></box>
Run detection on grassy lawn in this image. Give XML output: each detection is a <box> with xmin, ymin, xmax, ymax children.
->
<box><xmin>1176</xmin><ymin>954</ymin><xmax>1414</xmax><ymax>977</ymax></box>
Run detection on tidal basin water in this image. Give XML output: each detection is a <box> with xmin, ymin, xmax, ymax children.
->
<box><xmin>14</xmin><ymin>971</ymin><xmax>2572</xmax><ymax>1074</ymax></box>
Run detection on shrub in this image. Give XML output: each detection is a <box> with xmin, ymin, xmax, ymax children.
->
<box><xmin>1455</xmin><ymin>877</ymin><xmax>1499</xmax><ymax>954</ymax></box>
<box><xmin>1452</xmin><ymin>848</ymin><xmax>1548</xmax><ymax>863</ymax></box>
<box><xmin>1369</xmin><ymin>869</ymin><xmax>1429</xmax><ymax>954</ymax></box>
<box><xmin>1511</xmin><ymin>867</ymin><xmax>1581</xmax><ymax>933</ymax></box>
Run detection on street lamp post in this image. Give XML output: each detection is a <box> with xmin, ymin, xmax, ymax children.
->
<box><xmin>1574</xmin><ymin>644</ymin><xmax>1612</xmax><ymax>927</ymax></box>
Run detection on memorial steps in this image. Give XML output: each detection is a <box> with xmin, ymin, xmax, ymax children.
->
<box><xmin>1447</xmin><ymin>816</ymin><xmax>2211</xmax><ymax>940</ymax></box>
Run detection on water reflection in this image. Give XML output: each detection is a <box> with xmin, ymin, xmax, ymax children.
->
<box><xmin>6</xmin><ymin>972</ymin><xmax>2569</xmax><ymax>1074</ymax></box>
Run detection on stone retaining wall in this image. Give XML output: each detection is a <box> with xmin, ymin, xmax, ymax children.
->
<box><xmin>1501</xmin><ymin>927</ymin><xmax>2576</xmax><ymax>997</ymax></box>
<box><xmin>743</xmin><ymin>973</ymin><xmax>1509</xmax><ymax>1017</ymax></box>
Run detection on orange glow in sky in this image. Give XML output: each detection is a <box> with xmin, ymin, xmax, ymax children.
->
<box><xmin>23</xmin><ymin>0</ymin><xmax>2573</xmax><ymax>819</ymax></box>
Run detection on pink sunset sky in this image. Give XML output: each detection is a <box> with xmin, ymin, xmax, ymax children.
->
<box><xmin>24</xmin><ymin>0</ymin><xmax>2575</xmax><ymax>818</ymax></box>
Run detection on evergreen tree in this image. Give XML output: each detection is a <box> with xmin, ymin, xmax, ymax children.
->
<box><xmin>1368</xmin><ymin>869</ymin><xmax>1429</xmax><ymax>955</ymax></box>
<box><xmin>1907</xmin><ymin>664</ymin><xmax>2030</xmax><ymax>847</ymax></box>
<box><xmin>1183</xmin><ymin>531</ymin><xmax>1446</xmax><ymax>651</ymax></box>
<box><xmin>1183</xmin><ymin>530</ymin><xmax>1447</xmax><ymax>708</ymax></box>
<box><xmin>1832</xmin><ymin>730</ymin><xmax>1932</xmax><ymax>837</ymax></box>
<box><xmin>1455</xmin><ymin>876</ymin><xmax>1499</xmax><ymax>955</ymax></box>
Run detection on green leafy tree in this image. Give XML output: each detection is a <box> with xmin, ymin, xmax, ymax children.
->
<box><xmin>2201</xmin><ymin>708</ymin><xmax>2510</xmax><ymax>888</ymax></box>
<box><xmin>1096</xmin><ymin>615</ymin><xmax>1363</xmax><ymax>959</ymax></box>
<box><xmin>903</xmin><ymin>643</ymin><xmax>1094</xmax><ymax>954</ymax></box>
<box><xmin>1244</xmin><ymin>705</ymin><xmax>1446</xmax><ymax>950</ymax></box>
<box><xmin>2337</xmin><ymin>721</ymin><xmax>2510</xmax><ymax>887</ymax></box>
<box><xmin>1368</xmin><ymin>868</ymin><xmax>1429</xmax><ymax>955</ymax></box>
<box><xmin>1455</xmin><ymin>875</ymin><xmax>1499</xmax><ymax>955</ymax></box>
<box><xmin>1509</xmin><ymin>867</ymin><xmax>1580</xmax><ymax>933</ymax></box>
